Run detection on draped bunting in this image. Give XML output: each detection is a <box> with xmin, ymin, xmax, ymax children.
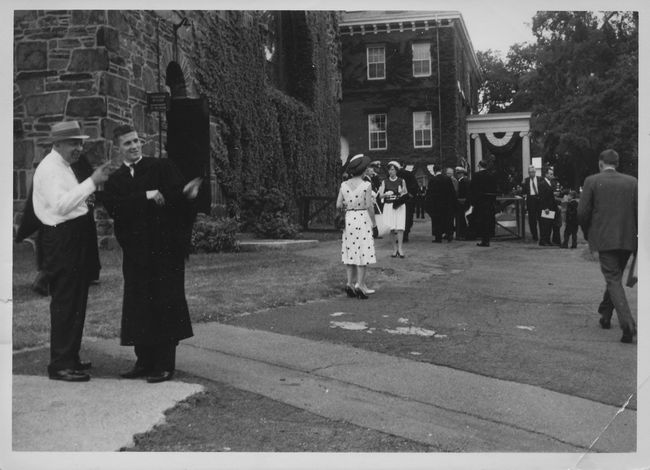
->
<box><xmin>483</xmin><ymin>131</ymin><xmax>520</xmax><ymax>155</ymax></box>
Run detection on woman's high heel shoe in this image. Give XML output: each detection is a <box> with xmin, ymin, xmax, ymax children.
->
<box><xmin>354</xmin><ymin>285</ymin><xmax>369</xmax><ymax>299</ymax></box>
<box><xmin>345</xmin><ymin>285</ymin><xmax>356</xmax><ymax>298</ymax></box>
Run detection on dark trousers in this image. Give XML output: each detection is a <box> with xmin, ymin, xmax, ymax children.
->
<box><xmin>526</xmin><ymin>196</ymin><xmax>541</xmax><ymax>240</ymax></box>
<box><xmin>135</xmin><ymin>341</ymin><xmax>178</xmax><ymax>372</ymax></box>
<box><xmin>562</xmin><ymin>224</ymin><xmax>578</xmax><ymax>248</ymax></box>
<box><xmin>597</xmin><ymin>250</ymin><xmax>636</xmax><ymax>332</ymax></box>
<box><xmin>415</xmin><ymin>200</ymin><xmax>425</xmax><ymax>218</ymax></box>
<box><xmin>474</xmin><ymin>203</ymin><xmax>493</xmax><ymax>244</ymax></box>
<box><xmin>404</xmin><ymin>201</ymin><xmax>415</xmax><ymax>236</ymax></box>
<box><xmin>539</xmin><ymin>215</ymin><xmax>560</xmax><ymax>245</ymax></box>
<box><xmin>455</xmin><ymin>202</ymin><xmax>467</xmax><ymax>239</ymax></box>
<box><xmin>41</xmin><ymin>217</ymin><xmax>92</xmax><ymax>374</ymax></box>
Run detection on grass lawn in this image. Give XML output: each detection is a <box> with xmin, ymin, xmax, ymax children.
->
<box><xmin>12</xmin><ymin>235</ymin><xmax>347</xmax><ymax>350</ymax></box>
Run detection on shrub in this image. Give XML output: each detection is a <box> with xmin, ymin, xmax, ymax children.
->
<box><xmin>254</xmin><ymin>212</ymin><xmax>302</xmax><ymax>239</ymax></box>
<box><xmin>190</xmin><ymin>214</ymin><xmax>240</xmax><ymax>253</ymax></box>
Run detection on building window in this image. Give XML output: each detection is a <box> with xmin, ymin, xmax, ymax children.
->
<box><xmin>412</xmin><ymin>43</ymin><xmax>431</xmax><ymax>77</ymax></box>
<box><xmin>368</xmin><ymin>113</ymin><xmax>387</xmax><ymax>150</ymax></box>
<box><xmin>413</xmin><ymin>111</ymin><xmax>432</xmax><ymax>148</ymax></box>
<box><xmin>367</xmin><ymin>46</ymin><xmax>385</xmax><ymax>80</ymax></box>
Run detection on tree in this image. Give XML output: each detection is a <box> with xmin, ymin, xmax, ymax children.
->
<box><xmin>477</xmin><ymin>11</ymin><xmax>638</xmax><ymax>187</ymax></box>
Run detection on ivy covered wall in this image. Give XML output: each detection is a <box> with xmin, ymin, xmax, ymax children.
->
<box><xmin>189</xmin><ymin>11</ymin><xmax>341</xmax><ymax>218</ymax></box>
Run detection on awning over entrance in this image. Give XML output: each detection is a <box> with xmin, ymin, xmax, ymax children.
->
<box><xmin>466</xmin><ymin>112</ymin><xmax>532</xmax><ymax>180</ymax></box>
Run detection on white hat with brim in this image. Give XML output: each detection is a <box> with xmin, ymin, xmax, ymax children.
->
<box><xmin>49</xmin><ymin>121</ymin><xmax>90</xmax><ymax>142</ymax></box>
<box><xmin>387</xmin><ymin>160</ymin><xmax>401</xmax><ymax>170</ymax></box>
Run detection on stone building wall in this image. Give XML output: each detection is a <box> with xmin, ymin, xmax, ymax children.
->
<box><xmin>13</xmin><ymin>10</ymin><xmax>342</xmax><ymax>245</ymax></box>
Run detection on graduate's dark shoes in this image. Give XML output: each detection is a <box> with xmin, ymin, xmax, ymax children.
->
<box><xmin>49</xmin><ymin>369</ymin><xmax>90</xmax><ymax>382</ymax></box>
<box><xmin>620</xmin><ymin>327</ymin><xmax>636</xmax><ymax>344</ymax></box>
<box><xmin>476</xmin><ymin>242</ymin><xmax>490</xmax><ymax>247</ymax></box>
<box><xmin>146</xmin><ymin>371</ymin><xmax>174</xmax><ymax>383</ymax></box>
<box><xmin>75</xmin><ymin>360</ymin><xmax>92</xmax><ymax>370</ymax></box>
<box><xmin>120</xmin><ymin>365</ymin><xmax>151</xmax><ymax>379</ymax></box>
<box><xmin>598</xmin><ymin>317</ymin><xmax>611</xmax><ymax>329</ymax></box>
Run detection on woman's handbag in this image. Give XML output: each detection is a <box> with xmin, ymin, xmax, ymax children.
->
<box><xmin>374</xmin><ymin>204</ymin><xmax>391</xmax><ymax>237</ymax></box>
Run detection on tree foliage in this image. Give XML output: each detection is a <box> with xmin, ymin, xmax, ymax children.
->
<box><xmin>477</xmin><ymin>11</ymin><xmax>637</xmax><ymax>187</ymax></box>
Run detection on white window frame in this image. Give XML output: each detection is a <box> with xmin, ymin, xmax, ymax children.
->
<box><xmin>367</xmin><ymin>46</ymin><xmax>386</xmax><ymax>80</ymax></box>
<box><xmin>368</xmin><ymin>113</ymin><xmax>387</xmax><ymax>150</ymax></box>
<box><xmin>413</xmin><ymin>111</ymin><xmax>433</xmax><ymax>148</ymax></box>
<box><xmin>412</xmin><ymin>43</ymin><xmax>431</xmax><ymax>77</ymax></box>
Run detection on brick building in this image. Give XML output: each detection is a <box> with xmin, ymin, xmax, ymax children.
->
<box><xmin>339</xmin><ymin>11</ymin><xmax>481</xmax><ymax>185</ymax></box>
<box><xmin>13</xmin><ymin>10</ymin><xmax>342</xmax><ymax>244</ymax></box>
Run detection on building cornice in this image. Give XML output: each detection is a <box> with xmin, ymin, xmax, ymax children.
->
<box><xmin>340</xmin><ymin>10</ymin><xmax>480</xmax><ymax>75</ymax></box>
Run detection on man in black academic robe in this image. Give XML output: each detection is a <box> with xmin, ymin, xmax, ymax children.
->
<box><xmin>103</xmin><ymin>124</ymin><xmax>201</xmax><ymax>383</ymax></box>
<box><xmin>469</xmin><ymin>160</ymin><xmax>498</xmax><ymax>247</ymax></box>
<box><xmin>424</xmin><ymin>165</ymin><xmax>457</xmax><ymax>243</ymax></box>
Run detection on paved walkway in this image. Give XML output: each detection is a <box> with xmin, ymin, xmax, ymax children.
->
<box><xmin>13</xmin><ymin>321</ymin><xmax>634</xmax><ymax>453</ymax></box>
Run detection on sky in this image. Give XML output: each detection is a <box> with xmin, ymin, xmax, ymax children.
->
<box><xmin>459</xmin><ymin>6</ymin><xmax>539</xmax><ymax>56</ymax></box>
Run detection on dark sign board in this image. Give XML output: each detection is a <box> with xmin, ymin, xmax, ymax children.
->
<box><xmin>146</xmin><ymin>92</ymin><xmax>170</xmax><ymax>112</ymax></box>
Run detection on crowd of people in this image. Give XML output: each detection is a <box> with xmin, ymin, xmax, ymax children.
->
<box><xmin>337</xmin><ymin>152</ymin><xmax>637</xmax><ymax>344</ymax></box>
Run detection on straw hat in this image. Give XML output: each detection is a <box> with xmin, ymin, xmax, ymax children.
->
<box><xmin>50</xmin><ymin>121</ymin><xmax>90</xmax><ymax>142</ymax></box>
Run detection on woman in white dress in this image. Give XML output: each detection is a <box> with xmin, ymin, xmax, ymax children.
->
<box><xmin>336</xmin><ymin>154</ymin><xmax>377</xmax><ymax>299</ymax></box>
<box><xmin>378</xmin><ymin>161</ymin><xmax>407</xmax><ymax>257</ymax></box>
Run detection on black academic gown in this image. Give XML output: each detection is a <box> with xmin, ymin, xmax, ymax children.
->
<box><xmin>469</xmin><ymin>170</ymin><xmax>498</xmax><ymax>243</ymax></box>
<box><xmin>425</xmin><ymin>173</ymin><xmax>457</xmax><ymax>240</ymax></box>
<box><xmin>103</xmin><ymin>158</ymin><xmax>193</xmax><ymax>346</ymax></box>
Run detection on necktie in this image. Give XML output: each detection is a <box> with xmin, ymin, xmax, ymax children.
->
<box><xmin>129</xmin><ymin>162</ymin><xmax>136</xmax><ymax>178</ymax></box>
<box><xmin>532</xmin><ymin>178</ymin><xmax>537</xmax><ymax>195</ymax></box>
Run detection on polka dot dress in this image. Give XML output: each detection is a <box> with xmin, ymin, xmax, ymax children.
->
<box><xmin>340</xmin><ymin>180</ymin><xmax>376</xmax><ymax>266</ymax></box>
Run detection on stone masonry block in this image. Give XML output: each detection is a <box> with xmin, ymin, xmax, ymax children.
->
<box><xmin>66</xmin><ymin>96</ymin><xmax>107</xmax><ymax>118</ymax></box>
<box><xmin>97</xmin><ymin>26</ymin><xmax>120</xmax><ymax>53</ymax></box>
<box><xmin>82</xmin><ymin>139</ymin><xmax>109</xmax><ymax>166</ymax></box>
<box><xmin>71</xmin><ymin>10</ymin><xmax>107</xmax><ymax>26</ymax></box>
<box><xmin>14</xmin><ymin>139</ymin><xmax>35</xmax><ymax>169</ymax></box>
<box><xmin>15</xmin><ymin>42</ymin><xmax>48</xmax><ymax>71</ymax></box>
<box><xmin>100</xmin><ymin>73</ymin><xmax>128</xmax><ymax>100</ymax></box>
<box><xmin>25</xmin><ymin>91</ymin><xmax>68</xmax><ymax>116</ymax></box>
<box><xmin>17</xmin><ymin>77</ymin><xmax>45</xmax><ymax>97</ymax></box>
<box><xmin>69</xmin><ymin>48</ymin><xmax>109</xmax><ymax>73</ymax></box>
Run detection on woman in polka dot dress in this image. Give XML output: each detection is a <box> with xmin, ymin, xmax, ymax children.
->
<box><xmin>336</xmin><ymin>154</ymin><xmax>377</xmax><ymax>299</ymax></box>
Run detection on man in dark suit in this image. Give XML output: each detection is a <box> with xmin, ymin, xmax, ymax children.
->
<box><xmin>578</xmin><ymin>149</ymin><xmax>637</xmax><ymax>344</ymax></box>
<box><xmin>469</xmin><ymin>160</ymin><xmax>497</xmax><ymax>247</ymax></box>
<box><xmin>538</xmin><ymin>167</ymin><xmax>561</xmax><ymax>246</ymax></box>
<box><xmin>103</xmin><ymin>124</ymin><xmax>202</xmax><ymax>383</ymax></box>
<box><xmin>397</xmin><ymin>166</ymin><xmax>419</xmax><ymax>242</ymax></box>
<box><xmin>425</xmin><ymin>164</ymin><xmax>457</xmax><ymax>242</ymax></box>
<box><xmin>521</xmin><ymin>165</ymin><xmax>542</xmax><ymax>242</ymax></box>
<box><xmin>455</xmin><ymin>167</ymin><xmax>470</xmax><ymax>240</ymax></box>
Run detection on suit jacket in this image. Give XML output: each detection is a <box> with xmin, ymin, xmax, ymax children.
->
<box><xmin>538</xmin><ymin>178</ymin><xmax>558</xmax><ymax>211</ymax></box>
<box><xmin>424</xmin><ymin>174</ymin><xmax>457</xmax><ymax>217</ymax></box>
<box><xmin>578</xmin><ymin>169</ymin><xmax>637</xmax><ymax>252</ymax></box>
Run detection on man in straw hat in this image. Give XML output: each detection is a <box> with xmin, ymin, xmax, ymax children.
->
<box><xmin>32</xmin><ymin>120</ymin><xmax>115</xmax><ymax>382</ymax></box>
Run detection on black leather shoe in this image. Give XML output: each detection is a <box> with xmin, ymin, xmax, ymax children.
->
<box><xmin>146</xmin><ymin>371</ymin><xmax>174</xmax><ymax>383</ymax></box>
<box><xmin>621</xmin><ymin>327</ymin><xmax>636</xmax><ymax>344</ymax></box>
<box><xmin>599</xmin><ymin>317</ymin><xmax>611</xmax><ymax>330</ymax></box>
<box><xmin>120</xmin><ymin>365</ymin><xmax>151</xmax><ymax>379</ymax></box>
<box><xmin>345</xmin><ymin>285</ymin><xmax>356</xmax><ymax>298</ymax></box>
<box><xmin>477</xmin><ymin>242</ymin><xmax>490</xmax><ymax>247</ymax></box>
<box><xmin>49</xmin><ymin>369</ymin><xmax>90</xmax><ymax>382</ymax></box>
<box><xmin>75</xmin><ymin>360</ymin><xmax>92</xmax><ymax>370</ymax></box>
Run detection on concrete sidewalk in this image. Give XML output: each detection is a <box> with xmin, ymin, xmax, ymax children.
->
<box><xmin>84</xmin><ymin>323</ymin><xmax>635</xmax><ymax>453</ymax></box>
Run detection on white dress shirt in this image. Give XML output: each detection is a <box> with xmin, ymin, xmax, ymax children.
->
<box><xmin>33</xmin><ymin>149</ymin><xmax>96</xmax><ymax>226</ymax></box>
<box><xmin>529</xmin><ymin>177</ymin><xmax>538</xmax><ymax>195</ymax></box>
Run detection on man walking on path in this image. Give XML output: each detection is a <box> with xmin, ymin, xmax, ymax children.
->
<box><xmin>578</xmin><ymin>149</ymin><xmax>637</xmax><ymax>343</ymax></box>
<box><xmin>103</xmin><ymin>125</ymin><xmax>202</xmax><ymax>383</ymax></box>
<box><xmin>32</xmin><ymin>121</ymin><xmax>114</xmax><ymax>382</ymax></box>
